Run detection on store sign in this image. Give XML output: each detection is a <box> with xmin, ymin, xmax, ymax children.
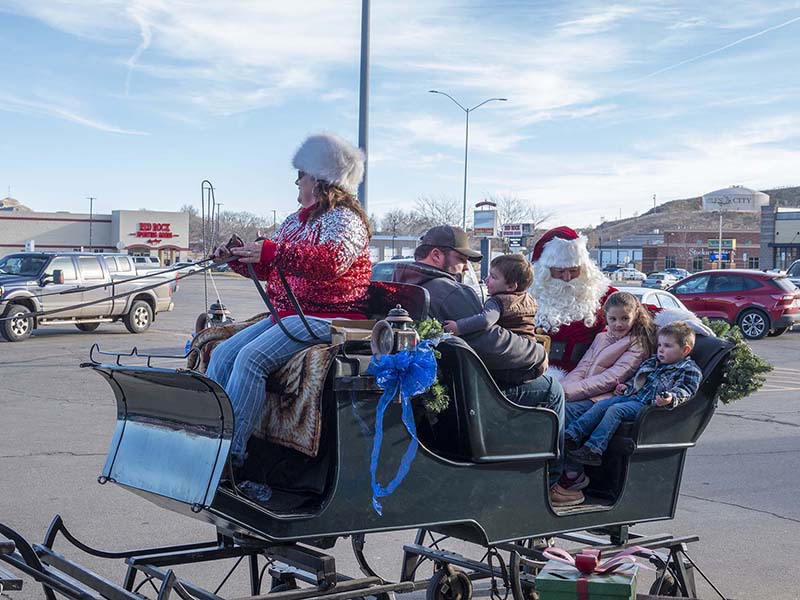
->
<box><xmin>473</xmin><ymin>210</ymin><xmax>497</xmax><ymax>238</ymax></box>
<box><xmin>706</xmin><ymin>238</ymin><xmax>736</xmax><ymax>249</ymax></box>
<box><xmin>501</xmin><ymin>223</ymin><xmax>523</xmax><ymax>238</ymax></box>
<box><xmin>129</xmin><ymin>222</ymin><xmax>179</xmax><ymax>245</ymax></box>
<box><xmin>709</xmin><ymin>252</ymin><xmax>730</xmax><ymax>261</ymax></box>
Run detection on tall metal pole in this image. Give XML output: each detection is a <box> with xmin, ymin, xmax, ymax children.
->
<box><xmin>357</xmin><ymin>0</ymin><xmax>370</xmax><ymax>211</ymax></box>
<box><xmin>87</xmin><ymin>196</ymin><xmax>95</xmax><ymax>249</ymax></box>
<box><xmin>429</xmin><ymin>91</ymin><xmax>507</xmax><ymax>231</ymax></box>
<box><xmin>462</xmin><ymin>110</ymin><xmax>469</xmax><ymax>230</ymax></box>
<box><xmin>718</xmin><ymin>211</ymin><xmax>724</xmax><ymax>269</ymax></box>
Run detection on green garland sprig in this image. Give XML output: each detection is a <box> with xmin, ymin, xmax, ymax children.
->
<box><xmin>701</xmin><ymin>318</ymin><xmax>773</xmax><ymax>404</ymax></box>
<box><xmin>414</xmin><ymin>318</ymin><xmax>451</xmax><ymax>413</ymax></box>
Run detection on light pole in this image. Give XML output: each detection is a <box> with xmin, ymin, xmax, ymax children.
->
<box><xmin>429</xmin><ymin>90</ymin><xmax>507</xmax><ymax>230</ymax></box>
<box><xmin>357</xmin><ymin>0</ymin><xmax>370</xmax><ymax>210</ymax></box>
<box><xmin>616</xmin><ymin>239</ymin><xmax>621</xmax><ymax>265</ymax></box>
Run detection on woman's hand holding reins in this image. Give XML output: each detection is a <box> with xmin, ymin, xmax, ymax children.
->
<box><xmin>231</xmin><ymin>241</ymin><xmax>265</xmax><ymax>264</ymax></box>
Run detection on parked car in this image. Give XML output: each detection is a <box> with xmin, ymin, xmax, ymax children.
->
<box><xmin>642</xmin><ymin>271</ymin><xmax>679</xmax><ymax>290</ymax></box>
<box><xmin>667</xmin><ymin>269</ymin><xmax>800</xmax><ymax>339</ymax></box>
<box><xmin>371</xmin><ymin>258</ymin><xmax>487</xmax><ymax>303</ymax></box>
<box><xmin>786</xmin><ymin>259</ymin><xmax>800</xmax><ymax>288</ymax></box>
<box><xmin>615</xmin><ymin>286</ymin><xmax>689</xmax><ymax>311</ymax></box>
<box><xmin>173</xmin><ymin>261</ymin><xmax>203</xmax><ymax>274</ymax></box>
<box><xmin>601</xmin><ymin>264</ymin><xmax>622</xmax><ymax>274</ymax></box>
<box><xmin>132</xmin><ymin>255</ymin><xmax>162</xmax><ymax>272</ymax></box>
<box><xmin>610</xmin><ymin>267</ymin><xmax>646</xmax><ymax>282</ymax></box>
<box><xmin>0</xmin><ymin>252</ymin><xmax>175</xmax><ymax>341</ymax></box>
<box><xmin>663</xmin><ymin>268</ymin><xmax>690</xmax><ymax>281</ymax></box>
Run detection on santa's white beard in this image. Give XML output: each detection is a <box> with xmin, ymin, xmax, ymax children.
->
<box><xmin>532</xmin><ymin>266</ymin><xmax>609</xmax><ymax>333</ymax></box>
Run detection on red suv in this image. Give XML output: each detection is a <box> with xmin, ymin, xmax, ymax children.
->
<box><xmin>667</xmin><ymin>269</ymin><xmax>800</xmax><ymax>339</ymax></box>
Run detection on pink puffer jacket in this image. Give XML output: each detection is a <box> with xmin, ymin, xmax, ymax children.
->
<box><xmin>560</xmin><ymin>331</ymin><xmax>648</xmax><ymax>402</ymax></box>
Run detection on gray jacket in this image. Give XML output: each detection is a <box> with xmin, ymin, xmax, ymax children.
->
<box><xmin>393</xmin><ymin>261</ymin><xmax>547</xmax><ymax>384</ymax></box>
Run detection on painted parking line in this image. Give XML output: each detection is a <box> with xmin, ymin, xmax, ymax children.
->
<box><xmin>757</xmin><ymin>387</ymin><xmax>800</xmax><ymax>393</ymax></box>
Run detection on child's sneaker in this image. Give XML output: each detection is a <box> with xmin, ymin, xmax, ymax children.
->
<box><xmin>564</xmin><ymin>435</ymin><xmax>581</xmax><ymax>452</ymax></box>
<box><xmin>567</xmin><ymin>446</ymin><xmax>603</xmax><ymax>466</ymax></box>
<box><xmin>557</xmin><ymin>472</ymin><xmax>590</xmax><ymax>491</ymax></box>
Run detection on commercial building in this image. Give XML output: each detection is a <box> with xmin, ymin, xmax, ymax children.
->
<box><xmin>641</xmin><ymin>229</ymin><xmax>761</xmax><ymax>273</ymax></box>
<box><xmin>0</xmin><ymin>198</ymin><xmax>190</xmax><ymax>265</ymax></box>
<box><xmin>760</xmin><ymin>206</ymin><xmax>800</xmax><ymax>270</ymax></box>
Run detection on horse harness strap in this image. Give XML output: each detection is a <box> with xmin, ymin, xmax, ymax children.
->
<box><xmin>245</xmin><ymin>264</ymin><xmax>321</xmax><ymax>344</ymax></box>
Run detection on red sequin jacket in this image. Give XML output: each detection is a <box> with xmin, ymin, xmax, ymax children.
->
<box><xmin>230</xmin><ymin>205</ymin><xmax>371</xmax><ymax>318</ymax></box>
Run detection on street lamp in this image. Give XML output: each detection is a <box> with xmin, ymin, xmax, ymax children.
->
<box><xmin>429</xmin><ymin>90</ymin><xmax>507</xmax><ymax>230</ymax></box>
<box><xmin>616</xmin><ymin>239</ymin><xmax>621</xmax><ymax>265</ymax></box>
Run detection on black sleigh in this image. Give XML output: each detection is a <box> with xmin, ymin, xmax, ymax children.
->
<box><xmin>0</xmin><ymin>280</ymin><xmax>734</xmax><ymax>600</ymax></box>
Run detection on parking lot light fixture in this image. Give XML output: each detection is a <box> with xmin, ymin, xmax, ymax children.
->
<box><xmin>428</xmin><ymin>90</ymin><xmax>507</xmax><ymax>230</ymax></box>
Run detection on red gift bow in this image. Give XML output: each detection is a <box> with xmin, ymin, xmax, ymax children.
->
<box><xmin>542</xmin><ymin>546</ymin><xmax>656</xmax><ymax>600</ymax></box>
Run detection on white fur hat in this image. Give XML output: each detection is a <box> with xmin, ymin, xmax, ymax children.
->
<box><xmin>292</xmin><ymin>133</ymin><xmax>365</xmax><ymax>195</ymax></box>
<box><xmin>532</xmin><ymin>226</ymin><xmax>591</xmax><ymax>268</ymax></box>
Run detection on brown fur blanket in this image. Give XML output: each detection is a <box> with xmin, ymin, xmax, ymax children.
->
<box><xmin>187</xmin><ymin>315</ymin><xmax>337</xmax><ymax>457</ymax></box>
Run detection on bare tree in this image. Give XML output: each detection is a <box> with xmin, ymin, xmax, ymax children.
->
<box><xmin>413</xmin><ymin>196</ymin><xmax>462</xmax><ymax>229</ymax></box>
<box><xmin>487</xmin><ymin>194</ymin><xmax>552</xmax><ymax>228</ymax></box>
<box><xmin>378</xmin><ymin>210</ymin><xmax>425</xmax><ymax>236</ymax></box>
<box><xmin>182</xmin><ymin>204</ymin><xmax>283</xmax><ymax>256</ymax></box>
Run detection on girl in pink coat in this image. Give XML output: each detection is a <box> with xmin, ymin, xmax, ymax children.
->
<box><xmin>554</xmin><ymin>292</ymin><xmax>656</xmax><ymax>501</ymax></box>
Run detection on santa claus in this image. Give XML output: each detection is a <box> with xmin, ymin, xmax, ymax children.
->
<box><xmin>530</xmin><ymin>226</ymin><xmax>616</xmax><ymax>374</ymax></box>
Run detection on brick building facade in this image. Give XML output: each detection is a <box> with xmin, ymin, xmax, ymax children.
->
<box><xmin>641</xmin><ymin>229</ymin><xmax>761</xmax><ymax>273</ymax></box>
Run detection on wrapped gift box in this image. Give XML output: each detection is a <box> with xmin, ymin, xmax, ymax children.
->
<box><xmin>536</xmin><ymin>560</ymin><xmax>637</xmax><ymax>600</ymax></box>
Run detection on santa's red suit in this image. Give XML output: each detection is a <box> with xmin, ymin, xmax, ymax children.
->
<box><xmin>529</xmin><ymin>226</ymin><xmax>616</xmax><ymax>373</ymax></box>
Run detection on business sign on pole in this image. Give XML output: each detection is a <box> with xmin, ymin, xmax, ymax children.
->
<box><xmin>473</xmin><ymin>210</ymin><xmax>497</xmax><ymax>238</ymax></box>
<box><xmin>501</xmin><ymin>223</ymin><xmax>523</xmax><ymax>238</ymax></box>
<box><xmin>706</xmin><ymin>239</ymin><xmax>736</xmax><ymax>249</ymax></box>
<box><xmin>709</xmin><ymin>252</ymin><xmax>730</xmax><ymax>261</ymax></box>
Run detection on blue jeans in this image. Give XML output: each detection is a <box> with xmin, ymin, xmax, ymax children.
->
<box><xmin>565</xmin><ymin>395</ymin><xmax>646</xmax><ymax>454</ymax></box>
<box><xmin>503</xmin><ymin>374</ymin><xmax>565</xmax><ymax>483</ymax></box>
<box><xmin>206</xmin><ymin>315</ymin><xmax>332</xmax><ymax>462</ymax></box>
<box><xmin>564</xmin><ymin>399</ymin><xmax>595</xmax><ymax>473</ymax></box>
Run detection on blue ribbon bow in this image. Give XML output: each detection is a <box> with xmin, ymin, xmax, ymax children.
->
<box><xmin>366</xmin><ymin>339</ymin><xmax>437</xmax><ymax>515</ymax></box>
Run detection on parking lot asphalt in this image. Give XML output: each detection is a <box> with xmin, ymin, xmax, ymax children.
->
<box><xmin>1</xmin><ymin>274</ymin><xmax>799</xmax><ymax>599</ymax></box>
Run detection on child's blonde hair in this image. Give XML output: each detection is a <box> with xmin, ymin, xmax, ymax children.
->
<box><xmin>603</xmin><ymin>291</ymin><xmax>657</xmax><ymax>354</ymax></box>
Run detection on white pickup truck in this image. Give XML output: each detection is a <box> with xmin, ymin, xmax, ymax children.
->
<box><xmin>0</xmin><ymin>252</ymin><xmax>176</xmax><ymax>342</ymax></box>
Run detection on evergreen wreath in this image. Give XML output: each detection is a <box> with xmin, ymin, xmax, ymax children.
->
<box><xmin>414</xmin><ymin>318</ymin><xmax>451</xmax><ymax>413</ymax></box>
<box><xmin>702</xmin><ymin>318</ymin><xmax>773</xmax><ymax>404</ymax></box>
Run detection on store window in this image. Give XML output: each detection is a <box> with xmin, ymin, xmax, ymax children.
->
<box><xmin>747</xmin><ymin>256</ymin><xmax>760</xmax><ymax>269</ymax></box>
<box><xmin>665</xmin><ymin>256</ymin><xmax>676</xmax><ymax>269</ymax></box>
<box><xmin>692</xmin><ymin>256</ymin><xmax>704</xmax><ymax>271</ymax></box>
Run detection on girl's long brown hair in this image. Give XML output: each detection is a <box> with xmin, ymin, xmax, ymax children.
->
<box><xmin>603</xmin><ymin>291</ymin><xmax>657</xmax><ymax>354</ymax></box>
<box><xmin>308</xmin><ymin>180</ymin><xmax>373</xmax><ymax>237</ymax></box>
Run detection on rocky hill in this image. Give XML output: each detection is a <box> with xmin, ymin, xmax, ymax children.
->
<box><xmin>581</xmin><ymin>186</ymin><xmax>800</xmax><ymax>245</ymax></box>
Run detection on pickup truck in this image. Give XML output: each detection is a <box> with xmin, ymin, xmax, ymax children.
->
<box><xmin>0</xmin><ymin>252</ymin><xmax>176</xmax><ymax>342</ymax></box>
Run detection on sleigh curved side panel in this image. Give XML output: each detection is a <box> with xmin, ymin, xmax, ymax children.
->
<box><xmin>90</xmin><ymin>366</ymin><xmax>233</xmax><ymax>509</ymax></box>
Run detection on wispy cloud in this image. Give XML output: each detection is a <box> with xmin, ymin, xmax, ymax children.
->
<box><xmin>633</xmin><ymin>14</ymin><xmax>800</xmax><ymax>83</ymax></box>
<box><xmin>0</xmin><ymin>93</ymin><xmax>148</xmax><ymax>135</ymax></box>
<box><xmin>124</xmin><ymin>3</ymin><xmax>153</xmax><ymax>96</ymax></box>
<box><xmin>556</xmin><ymin>4</ymin><xmax>639</xmax><ymax>35</ymax></box>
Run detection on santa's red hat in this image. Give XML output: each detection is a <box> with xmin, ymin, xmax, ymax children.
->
<box><xmin>531</xmin><ymin>226</ymin><xmax>590</xmax><ymax>268</ymax></box>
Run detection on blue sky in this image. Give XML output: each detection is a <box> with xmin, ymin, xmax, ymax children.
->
<box><xmin>1</xmin><ymin>1</ymin><xmax>799</xmax><ymax>228</ymax></box>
